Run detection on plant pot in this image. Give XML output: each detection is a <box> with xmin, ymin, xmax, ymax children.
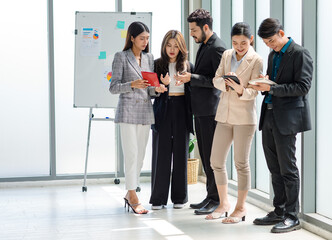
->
<box><xmin>187</xmin><ymin>158</ymin><xmax>199</xmax><ymax>184</ymax></box>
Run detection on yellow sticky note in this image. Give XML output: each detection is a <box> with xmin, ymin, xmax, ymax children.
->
<box><xmin>121</xmin><ymin>30</ymin><xmax>127</xmax><ymax>39</ymax></box>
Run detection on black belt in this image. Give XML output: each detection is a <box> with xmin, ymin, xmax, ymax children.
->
<box><xmin>267</xmin><ymin>103</ymin><xmax>273</xmax><ymax>110</ymax></box>
<box><xmin>168</xmin><ymin>95</ymin><xmax>185</xmax><ymax>99</ymax></box>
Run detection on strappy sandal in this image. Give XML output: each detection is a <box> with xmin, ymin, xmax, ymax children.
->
<box><xmin>124</xmin><ymin>198</ymin><xmax>148</xmax><ymax>214</ymax></box>
<box><xmin>205</xmin><ymin>210</ymin><xmax>228</xmax><ymax>220</ymax></box>
<box><xmin>222</xmin><ymin>215</ymin><xmax>246</xmax><ymax>224</ymax></box>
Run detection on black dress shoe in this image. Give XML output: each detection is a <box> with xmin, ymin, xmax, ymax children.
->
<box><xmin>271</xmin><ymin>217</ymin><xmax>301</xmax><ymax>233</ymax></box>
<box><xmin>194</xmin><ymin>200</ymin><xmax>219</xmax><ymax>215</ymax></box>
<box><xmin>189</xmin><ymin>198</ymin><xmax>210</xmax><ymax>209</ymax></box>
<box><xmin>253</xmin><ymin>211</ymin><xmax>285</xmax><ymax>225</ymax></box>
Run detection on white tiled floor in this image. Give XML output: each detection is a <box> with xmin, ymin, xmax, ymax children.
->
<box><xmin>0</xmin><ymin>180</ymin><xmax>326</xmax><ymax>240</ymax></box>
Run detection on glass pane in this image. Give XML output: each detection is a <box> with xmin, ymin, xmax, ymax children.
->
<box><xmin>255</xmin><ymin>0</ymin><xmax>270</xmax><ymax>193</ymax></box>
<box><xmin>122</xmin><ymin>0</ymin><xmax>182</xmax><ymax>171</ymax></box>
<box><xmin>0</xmin><ymin>0</ymin><xmax>50</xmax><ymax>178</ymax></box>
<box><xmin>284</xmin><ymin>0</ymin><xmax>302</xmax><ymax>202</ymax></box>
<box><xmin>122</xmin><ymin>0</ymin><xmax>182</xmax><ymax>60</ymax></box>
<box><xmin>232</xmin><ymin>0</ymin><xmax>243</xmax><ymax>25</ymax></box>
<box><xmin>317</xmin><ymin>0</ymin><xmax>332</xmax><ymax>219</ymax></box>
<box><xmin>53</xmin><ymin>0</ymin><xmax>116</xmax><ymax>174</ymax></box>
<box><xmin>284</xmin><ymin>0</ymin><xmax>302</xmax><ymax>44</ymax></box>
<box><xmin>212</xmin><ymin>0</ymin><xmax>221</xmax><ymax>37</ymax></box>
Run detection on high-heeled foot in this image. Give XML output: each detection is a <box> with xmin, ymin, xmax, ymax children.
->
<box><xmin>206</xmin><ymin>210</ymin><xmax>228</xmax><ymax>220</ymax></box>
<box><xmin>124</xmin><ymin>192</ymin><xmax>148</xmax><ymax>214</ymax></box>
<box><xmin>124</xmin><ymin>198</ymin><xmax>129</xmax><ymax>210</ymax></box>
<box><xmin>128</xmin><ymin>202</ymin><xmax>148</xmax><ymax>214</ymax></box>
<box><xmin>222</xmin><ymin>215</ymin><xmax>246</xmax><ymax>224</ymax></box>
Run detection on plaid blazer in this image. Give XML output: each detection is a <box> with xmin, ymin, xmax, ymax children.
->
<box><xmin>109</xmin><ymin>49</ymin><xmax>158</xmax><ymax>125</ymax></box>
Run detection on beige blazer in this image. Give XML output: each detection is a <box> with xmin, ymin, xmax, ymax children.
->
<box><xmin>213</xmin><ymin>46</ymin><xmax>263</xmax><ymax>125</ymax></box>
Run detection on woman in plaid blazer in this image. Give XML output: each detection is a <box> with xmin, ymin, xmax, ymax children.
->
<box><xmin>109</xmin><ymin>21</ymin><xmax>166</xmax><ymax>214</ymax></box>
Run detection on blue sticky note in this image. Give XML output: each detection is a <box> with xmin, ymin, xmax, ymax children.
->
<box><xmin>99</xmin><ymin>51</ymin><xmax>106</xmax><ymax>59</ymax></box>
<box><xmin>116</xmin><ymin>21</ymin><xmax>125</xmax><ymax>29</ymax></box>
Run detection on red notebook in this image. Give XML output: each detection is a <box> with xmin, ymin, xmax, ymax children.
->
<box><xmin>141</xmin><ymin>71</ymin><xmax>160</xmax><ymax>87</ymax></box>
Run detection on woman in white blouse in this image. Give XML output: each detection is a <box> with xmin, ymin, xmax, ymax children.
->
<box><xmin>149</xmin><ymin>30</ymin><xmax>194</xmax><ymax>210</ymax></box>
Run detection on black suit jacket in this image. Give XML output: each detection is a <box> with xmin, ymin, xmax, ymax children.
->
<box><xmin>152</xmin><ymin>59</ymin><xmax>194</xmax><ymax>134</ymax></box>
<box><xmin>259</xmin><ymin>40</ymin><xmax>313</xmax><ymax>135</ymax></box>
<box><xmin>190</xmin><ymin>33</ymin><xmax>227</xmax><ymax>116</ymax></box>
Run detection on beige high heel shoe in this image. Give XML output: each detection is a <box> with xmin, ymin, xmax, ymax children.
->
<box><xmin>222</xmin><ymin>215</ymin><xmax>246</xmax><ymax>224</ymax></box>
<box><xmin>205</xmin><ymin>210</ymin><xmax>229</xmax><ymax>220</ymax></box>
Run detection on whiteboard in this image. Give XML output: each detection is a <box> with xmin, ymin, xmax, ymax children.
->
<box><xmin>74</xmin><ymin>12</ymin><xmax>152</xmax><ymax>108</ymax></box>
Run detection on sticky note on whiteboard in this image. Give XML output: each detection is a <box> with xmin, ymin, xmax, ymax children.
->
<box><xmin>121</xmin><ymin>30</ymin><xmax>127</xmax><ymax>38</ymax></box>
<box><xmin>116</xmin><ymin>21</ymin><xmax>125</xmax><ymax>29</ymax></box>
<box><xmin>98</xmin><ymin>51</ymin><xmax>107</xmax><ymax>59</ymax></box>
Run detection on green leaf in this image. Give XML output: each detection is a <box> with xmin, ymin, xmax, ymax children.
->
<box><xmin>189</xmin><ymin>139</ymin><xmax>197</xmax><ymax>153</ymax></box>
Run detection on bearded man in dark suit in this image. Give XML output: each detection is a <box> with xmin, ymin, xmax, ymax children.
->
<box><xmin>175</xmin><ymin>8</ymin><xmax>227</xmax><ymax>215</ymax></box>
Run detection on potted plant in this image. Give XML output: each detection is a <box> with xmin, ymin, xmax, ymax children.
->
<box><xmin>188</xmin><ymin>138</ymin><xmax>199</xmax><ymax>184</ymax></box>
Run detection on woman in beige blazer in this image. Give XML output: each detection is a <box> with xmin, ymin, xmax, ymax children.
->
<box><xmin>205</xmin><ymin>22</ymin><xmax>263</xmax><ymax>223</ymax></box>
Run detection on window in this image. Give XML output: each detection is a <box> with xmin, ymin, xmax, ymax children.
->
<box><xmin>54</xmin><ymin>0</ymin><xmax>116</xmax><ymax>175</ymax></box>
<box><xmin>254</xmin><ymin>0</ymin><xmax>271</xmax><ymax>193</ymax></box>
<box><xmin>317</xmin><ymin>0</ymin><xmax>332</xmax><ymax>219</ymax></box>
<box><xmin>232</xmin><ymin>0</ymin><xmax>243</xmax><ymax>24</ymax></box>
<box><xmin>0</xmin><ymin>0</ymin><xmax>50</xmax><ymax>177</ymax></box>
<box><xmin>122</xmin><ymin>0</ymin><xmax>181</xmax><ymax>59</ymax></box>
<box><xmin>212</xmin><ymin>0</ymin><xmax>221</xmax><ymax>37</ymax></box>
<box><xmin>284</xmin><ymin>0</ymin><xmax>303</xmax><ymax>201</ymax></box>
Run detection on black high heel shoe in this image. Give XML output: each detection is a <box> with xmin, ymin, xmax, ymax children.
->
<box><xmin>124</xmin><ymin>198</ymin><xmax>129</xmax><ymax>210</ymax></box>
<box><xmin>123</xmin><ymin>198</ymin><xmax>148</xmax><ymax>214</ymax></box>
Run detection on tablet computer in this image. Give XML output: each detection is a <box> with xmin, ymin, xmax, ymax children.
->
<box><xmin>141</xmin><ymin>71</ymin><xmax>160</xmax><ymax>87</ymax></box>
<box><xmin>249</xmin><ymin>78</ymin><xmax>277</xmax><ymax>85</ymax></box>
<box><xmin>223</xmin><ymin>75</ymin><xmax>240</xmax><ymax>84</ymax></box>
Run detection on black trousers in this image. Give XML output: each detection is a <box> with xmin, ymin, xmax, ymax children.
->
<box><xmin>262</xmin><ymin>109</ymin><xmax>299</xmax><ymax>218</ymax></box>
<box><xmin>194</xmin><ymin>115</ymin><xmax>219</xmax><ymax>202</ymax></box>
<box><xmin>149</xmin><ymin>96</ymin><xmax>189</xmax><ymax>205</ymax></box>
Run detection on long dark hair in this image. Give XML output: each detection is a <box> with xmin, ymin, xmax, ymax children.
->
<box><xmin>231</xmin><ymin>22</ymin><xmax>254</xmax><ymax>46</ymax></box>
<box><xmin>123</xmin><ymin>21</ymin><xmax>150</xmax><ymax>52</ymax></box>
<box><xmin>156</xmin><ymin>30</ymin><xmax>188</xmax><ymax>74</ymax></box>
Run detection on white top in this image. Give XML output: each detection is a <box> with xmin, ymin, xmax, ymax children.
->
<box><xmin>168</xmin><ymin>62</ymin><xmax>185</xmax><ymax>94</ymax></box>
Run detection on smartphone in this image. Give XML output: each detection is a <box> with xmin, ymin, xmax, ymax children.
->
<box><xmin>223</xmin><ymin>75</ymin><xmax>240</xmax><ymax>84</ymax></box>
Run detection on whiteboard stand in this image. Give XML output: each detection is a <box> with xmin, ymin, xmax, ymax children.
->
<box><xmin>82</xmin><ymin>107</ymin><xmax>120</xmax><ymax>192</ymax></box>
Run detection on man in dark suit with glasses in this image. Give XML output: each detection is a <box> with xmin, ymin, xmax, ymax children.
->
<box><xmin>251</xmin><ymin>18</ymin><xmax>313</xmax><ymax>233</ymax></box>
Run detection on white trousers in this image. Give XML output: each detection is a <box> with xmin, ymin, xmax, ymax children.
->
<box><xmin>119</xmin><ymin>123</ymin><xmax>150</xmax><ymax>190</ymax></box>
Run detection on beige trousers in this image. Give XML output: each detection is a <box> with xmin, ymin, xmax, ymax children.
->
<box><xmin>210</xmin><ymin>122</ymin><xmax>256</xmax><ymax>190</ymax></box>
